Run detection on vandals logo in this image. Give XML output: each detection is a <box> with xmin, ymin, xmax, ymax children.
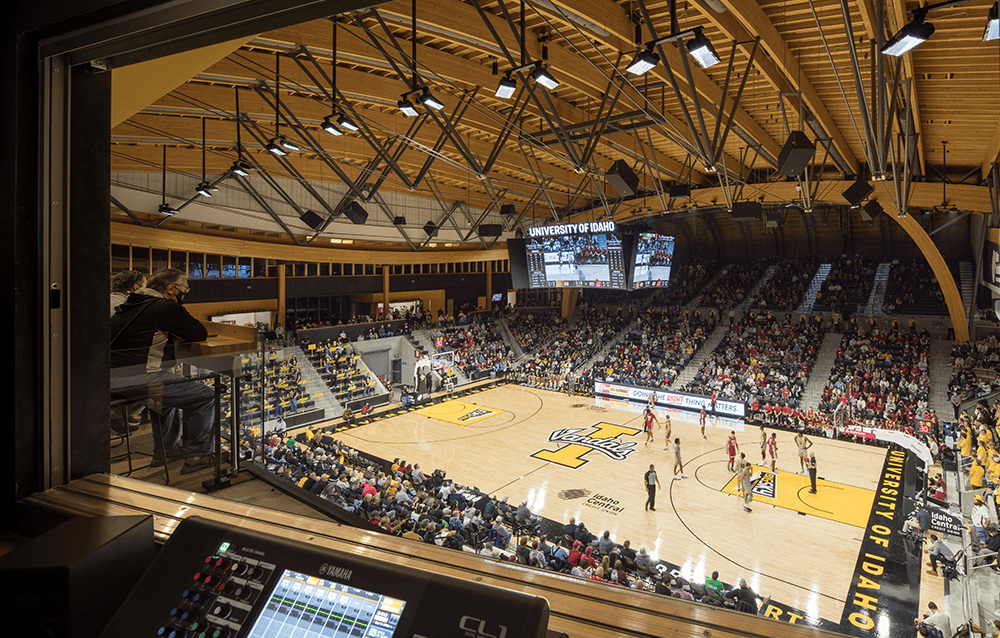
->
<box><xmin>531</xmin><ymin>422</ymin><xmax>641</xmax><ymax>469</ymax></box>
<box><xmin>456</xmin><ymin>408</ymin><xmax>498</xmax><ymax>422</ymax></box>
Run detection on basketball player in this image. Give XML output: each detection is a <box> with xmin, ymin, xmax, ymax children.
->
<box><xmin>647</xmin><ymin>392</ymin><xmax>658</xmax><ymax>409</ymax></box>
<box><xmin>767</xmin><ymin>432</ymin><xmax>778</xmax><ymax>473</ymax></box>
<box><xmin>662</xmin><ymin>412</ymin><xmax>672</xmax><ymax>451</ymax></box>
<box><xmin>737</xmin><ymin>453</ymin><xmax>753</xmax><ymax>513</ymax></box>
<box><xmin>673</xmin><ymin>438</ymin><xmax>687</xmax><ymax>479</ymax></box>
<box><xmin>643</xmin><ymin>407</ymin><xmax>658</xmax><ymax>446</ymax></box>
<box><xmin>699</xmin><ymin>407</ymin><xmax>708</xmax><ymax>440</ymax></box>
<box><xmin>759</xmin><ymin>425</ymin><xmax>767</xmax><ymax>462</ymax></box>
<box><xmin>794</xmin><ymin>430</ymin><xmax>814</xmax><ymax>474</ymax></box>
<box><xmin>726</xmin><ymin>430</ymin><xmax>739</xmax><ymax>472</ymax></box>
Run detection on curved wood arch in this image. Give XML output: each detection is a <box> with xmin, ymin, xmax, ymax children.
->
<box><xmin>891</xmin><ymin>213</ymin><xmax>968</xmax><ymax>341</ymax></box>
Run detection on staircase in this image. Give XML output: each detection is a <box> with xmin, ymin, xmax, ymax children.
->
<box><xmin>670</xmin><ymin>323</ymin><xmax>729</xmax><ymax>388</ymax></box>
<box><xmin>737</xmin><ymin>264</ymin><xmax>777</xmax><ymax>311</ymax></box>
<box><xmin>685</xmin><ymin>264</ymin><xmax>730</xmax><ymax>308</ymax></box>
<box><xmin>864</xmin><ymin>262</ymin><xmax>892</xmax><ymax>316</ymax></box>
<box><xmin>496</xmin><ymin>317</ymin><xmax>525</xmax><ymax>360</ymax></box>
<box><xmin>293</xmin><ymin>345</ymin><xmax>344</xmax><ymax>418</ymax></box>
<box><xmin>960</xmin><ymin>261</ymin><xmax>975</xmax><ymax>317</ymax></box>
<box><xmin>928</xmin><ymin>338</ymin><xmax>956</xmax><ymax>417</ymax></box>
<box><xmin>795</xmin><ymin>263</ymin><xmax>832</xmax><ymax>314</ymax></box>
<box><xmin>797</xmin><ymin>333</ymin><xmax>844</xmax><ymax>410</ymax></box>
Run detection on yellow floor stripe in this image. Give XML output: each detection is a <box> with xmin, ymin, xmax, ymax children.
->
<box><xmin>416</xmin><ymin>400</ymin><xmax>503</xmax><ymax>425</ymax></box>
<box><xmin>720</xmin><ymin>465</ymin><xmax>875</xmax><ymax>528</ymax></box>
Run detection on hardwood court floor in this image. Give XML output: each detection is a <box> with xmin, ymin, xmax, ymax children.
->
<box><xmin>337</xmin><ymin>384</ymin><xmax>888</xmax><ymax>626</ymax></box>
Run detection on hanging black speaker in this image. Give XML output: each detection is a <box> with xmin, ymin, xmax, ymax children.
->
<box><xmin>500</xmin><ymin>204</ymin><xmax>516</xmax><ymax>216</ymax></box>
<box><xmin>669</xmin><ymin>183</ymin><xmax>691</xmax><ymax>198</ymax></box>
<box><xmin>606</xmin><ymin>159</ymin><xmax>639</xmax><ymax>197</ymax></box>
<box><xmin>478</xmin><ymin>224</ymin><xmax>502</xmax><ymax>237</ymax></box>
<box><xmin>860</xmin><ymin>200</ymin><xmax>884</xmax><ymax>222</ymax></box>
<box><xmin>842</xmin><ymin>178</ymin><xmax>874</xmax><ymax>206</ymax></box>
<box><xmin>393</xmin><ymin>216</ymin><xmax>407</xmax><ymax>226</ymax></box>
<box><xmin>299</xmin><ymin>210</ymin><xmax>325</xmax><ymax>230</ymax></box>
<box><xmin>730</xmin><ymin>201</ymin><xmax>763</xmax><ymax>221</ymax></box>
<box><xmin>423</xmin><ymin>221</ymin><xmax>438</xmax><ymax>236</ymax></box>
<box><xmin>343</xmin><ymin>201</ymin><xmax>368</xmax><ymax>225</ymax></box>
<box><xmin>776</xmin><ymin>131</ymin><xmax>815</xmax><ymax>177</ymax></box>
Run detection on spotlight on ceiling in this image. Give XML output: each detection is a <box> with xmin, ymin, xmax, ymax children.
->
<box><xmin>985</xmin><ymin>2</ymin><xmax>999</xmax><ymax>41</ymax></box>
<box><xmin>265</xmin><ymin>138</ymin><xmax>287</xmax><ymax>155</ymax></box>
<box><xmin>495</xmin><ymin>74</ymin><xmax>517</xmax><ymax>99</ymax></box>
<box><xmin>321</xmin><ymin>116</ymin><xmax>343</xmax><ymax>136</ymax></box>
<box><xmin>882</xmin><ymin>14</ymin><xmax>935</xmax><ymax>56</ymax></box>
<box><xmin>195</xmin><ymin>182</ymin><xmax>213</xmax><ymax>198</ymax></box>
<box><xmin>398</xmin><ymin>97</ymin><xmax>418</xmax><ymax>117</ymax></box>
<box><xmin>336</xmin><ymin>113</ymin><xmax>358</xmax><ymax>131</ymax></box>
<box><xmin>626</xmin><ymin>46</ymin><xmax>660</xmax><ymax>75</ymax></box>
<box><xmin>686</xmin><ymin>29</ymin><xmax>721</xmax><ymax>68</ymax></box>
<box><xmin>531</xmin><ymin>63</ymin><xmax>559</xmax><ymax>90</ymax></box>
<box><xmin>158</xmin><ymin>203</ymin><xmax>178</xmax><ymax>216</ymax></box>
<box><xmin>417</xmin><ymin>88</ymin><xmax>445</xmax><ymax>111</ymax></box>
<box><xmin>230</xmin><ymin>160</ymin><xmax>254</xmax><ymax>177</ymax></box>
<box><xmin>278</xmin><ymin>135</ymin><xmax>299</xmax><ymax>151</ymax></box>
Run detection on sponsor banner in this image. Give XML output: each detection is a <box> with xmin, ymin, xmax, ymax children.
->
<box><xmin>843</xmin><ymin>426</ymin><xmax>877</xmax><ymax>441</ymax></box>
<box><xmin>838</xmin><ymin>448</ymin><xmax>919</xmax><ymax>636</ymax></box>
<box><xmin>594</xmin><ymin>396</ymin><xmax>746</xmax><ymax>431</ymax></box>
<box><xmin>928</xmin><ymin>506</ymin><xmax>965</xmax><ymax>537</ymax></box>
<box><xmin>594</xmin><ymin>381</ymin><xmax>746</xmax><ymax>418</ymax></box>
<box><xmin>583</xmin><ymin>493</ymin><xmax>625</xmax><ymax>516</ymax></box>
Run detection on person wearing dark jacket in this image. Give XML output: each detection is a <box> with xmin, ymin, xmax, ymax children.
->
<box><xmin>110</xmin><ymin>268</ymin><xmax>216</xmax><ymax>474</ymax></box>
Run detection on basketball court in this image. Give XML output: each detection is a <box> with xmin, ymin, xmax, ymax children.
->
<box><xmin>332</xmin><ymin>383</ymin><xmax>914</xmax><ymax>632</ymax></box>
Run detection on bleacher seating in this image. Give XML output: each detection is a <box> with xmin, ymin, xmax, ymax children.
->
<box><xmin>882</xmin><ymin>258</ymin><xmax>947</xmax><ymax>316</ymax></box>
<box><xmin>589</xmin><ymin>306</ymin><xmax>712</xmax><ymax>388</ymax></box>
<box><xmin>818</xmin><ymin>327</ymin><xmax>932</xmax><ymax>433</ymax></box>
<box><xmin>681</xmin><ymin>315</ymin><xmax>825</xmax><ymax>420</ymax></box>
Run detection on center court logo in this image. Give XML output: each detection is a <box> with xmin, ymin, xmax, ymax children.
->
<box><xmin>530</xmin><ymin>421</ymin><xmax>641</xmax><ymax>469</ymax></box>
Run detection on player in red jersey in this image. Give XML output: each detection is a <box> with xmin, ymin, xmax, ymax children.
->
<box><xmin>767</xmin><ymin>432</ymin><xmax>778</xmax><ymax>473</ymax></box>
<box><xmin>726</xmin><ymin>430</ymin><xmax>739</xmax><ymax>472</ymax></box>
<box><xmin>699</xmin><ymin>407</ymin><xmax>708</xmax><ymax>440</ymax></box>
<box><xmin>643</xmin><ymin>407</ymin><xmax>659</xmax><ymax>446</ymax></box>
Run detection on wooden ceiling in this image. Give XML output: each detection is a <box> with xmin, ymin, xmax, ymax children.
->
<box><xmin>110</xmin><ymin>0</ymin><xmax>1000</xmax><ymax>248</ymax></box>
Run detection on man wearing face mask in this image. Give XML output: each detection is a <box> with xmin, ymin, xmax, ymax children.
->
<box><xmin>111</xmin><ymin>268</ymin><xmax>216</xmax><ymax>474</ymax></box>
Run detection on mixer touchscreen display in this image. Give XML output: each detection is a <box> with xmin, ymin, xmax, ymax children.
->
<box><xmin>244</xmin><ymin>569</ymin><xmax>406</xmax><ymax>638</ymax></box>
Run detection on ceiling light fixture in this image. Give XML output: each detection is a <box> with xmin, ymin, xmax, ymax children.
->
<box><xmin>882</xmin><ymin>16</ymin><xmax>935</xmax><ymax>56</ymax></box>
<box><xmin>985</xmin><ymin>1</ymin><xmax>999</xmax><ymax>40</ymax></box>
<box><xmin>230</xmin><ymin>160</ymin><xmax>253</xmax><ymax>176</ymax></box>
<box><xmin>321</xmin><ymin>116</ymin><xmax>342</xmax><ymax>135</ymax></box>
<box><xmin>159</xmin><ymin>146</ymin><xmax>177</xmax><ymax>216</ymax></box>
<box><xmin>417</xmin><ymin>88</ymin><xmax>445</xmax><ymax>110</ymax></box>
<box><xmin>626</xmin><ymin>46</ymin><xmax>659</xmax><ymax>75</ymax></box>
<box><xmin>196</xmin><ymin>117</ymin><xmax>214</xmax><ymax>198</ymax></box>
<box><xmin>231</xmin><ymin>88</ymin><xmax>257</xmax><ymax>177</ymax></box>
<box><xmin>530</xmin><ymin>63</ymin><xmax>559</xmax><ymax>90</ymax></box>
<box><xmin>398</xmin><ymin>97</ymin><xmax>418</xmax><ymax>117</ymax></box>
<box><xmin>495</xmin><ymin>73</ymin><xmax>516</xmax><ymax>98</ymax></box>
<box><xmin>336</xmin><ymin>113</ymin><xmax>358</xmax><ymax>131</ymax></box>
<box><xmin>882</xmin><ymin>0</ymin><xmax>975</xmax><ymax>56</ymax></box>
<box><xmin>623</xmin><ymin>24</ymin><xmax>720</xmax><ymax>77</ymax></box>
<box><xmin>266</xmin><ymin>137</ymin><xmax>288</xmax><ymax>155</ymax></box>
<box><xmin>686</xmin><ymin>29</ymin><xmax>721</xmax><ymax>68</ymax></box>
